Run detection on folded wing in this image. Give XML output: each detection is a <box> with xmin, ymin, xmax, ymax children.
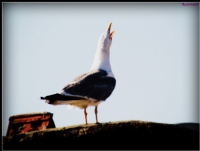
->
<box><xmin>61</xmin><ymin>69</ymin><xmax>116</xmax><ymax>101</ymax></box>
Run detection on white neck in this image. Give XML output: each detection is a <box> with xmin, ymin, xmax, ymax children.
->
<box><xmin>90</xmin><ymin>47</ymin><xmax>114</xmax><ymax>77</ymax></box>
<box><xmin>90</xmin><ymin>47</ymin><xmax>111</xmax><ymax>71</ymax></box>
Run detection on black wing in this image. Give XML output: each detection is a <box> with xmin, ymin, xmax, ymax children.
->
<box><xmin>61</xmin><ymin>69</ymin><xmax>116</xmax><ymax>101</ymax></box>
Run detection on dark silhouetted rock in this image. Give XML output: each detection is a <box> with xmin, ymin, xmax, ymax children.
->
<box><xmin>3</xmin><ymin>120</ymin><xmax>199</xmax><ymax>150</ymax></box>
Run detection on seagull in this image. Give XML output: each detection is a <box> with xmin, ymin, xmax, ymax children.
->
<box><xmin>41</xmin><ymin>22</ymin><xmax>116</xmax><ymax>125</ymax></box>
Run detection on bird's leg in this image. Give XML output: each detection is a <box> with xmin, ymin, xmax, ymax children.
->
<box><xmin>84</xmin><ymin>108</ymin><xmax>88</xmax><ymax>125</ymax></box>
<box><xmin>95</xmin><ymin>106</ymin><xmax>98</xmax><ymax>124</ymax></box>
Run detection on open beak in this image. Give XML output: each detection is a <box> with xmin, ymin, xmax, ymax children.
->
<box><xmin>107</xmin><ymin>22</ymin><xmax>115</xmax><ymax>39</ymax></box>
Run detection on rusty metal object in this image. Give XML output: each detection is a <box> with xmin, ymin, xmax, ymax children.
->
<box><xmin>6</xmin><ymin>112</ymin><xmax>56</xmax><ymax>136</ymax></box>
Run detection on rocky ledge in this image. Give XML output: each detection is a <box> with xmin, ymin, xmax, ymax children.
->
<box><xmin>3</xmin><ymin>120</ymin><xmax>199</xmax><ymax>150</ymax></box>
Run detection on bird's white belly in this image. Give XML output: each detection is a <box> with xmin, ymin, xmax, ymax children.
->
<box><xmin>51</xmin><ymin>99</ymin><xmax>102</xmax><ymax>109</ymax></box>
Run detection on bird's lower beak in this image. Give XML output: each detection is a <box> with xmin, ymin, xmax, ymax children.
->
<box><xmin>107</xmin><ymin>22</ymin><xmax>115</xmax><ymax>39</ymax></box>
<box><xmin>110</xmin><ymin>31</ymin><xmax>115</xmax><ymax>39</ymax></box>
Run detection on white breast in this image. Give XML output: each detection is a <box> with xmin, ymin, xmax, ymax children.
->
<box><xmin>51</xmin><ymin>99</ymin><xmax>102</xmax><ymax>109</ymax></box>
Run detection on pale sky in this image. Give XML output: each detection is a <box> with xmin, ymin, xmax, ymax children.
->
<box><xmin>2</xmin><ymin>2</ymin><xmax>199</xmax><ymax>136</ymax></box>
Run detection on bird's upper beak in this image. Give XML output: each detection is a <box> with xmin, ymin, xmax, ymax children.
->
<box><xmin>107</xmin><ymin>22</ymin><xmax>115</xmax><ymax>39</ymax></box>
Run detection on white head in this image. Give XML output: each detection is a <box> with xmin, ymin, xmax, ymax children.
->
<box><xmin>90</xmin><ymin>22</ymin><xmax>115</xmax><ymax>77</ymax></box>
<box><xmin>97</xmin><ymin>22</ymin><xmax>115</xmax><ymax>51</ymax></box>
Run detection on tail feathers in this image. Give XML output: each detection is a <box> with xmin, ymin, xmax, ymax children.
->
<box><xmin>41</xmin><ymin>93</ymin><xmax>86</xmax><ymax>101</ymax></box>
